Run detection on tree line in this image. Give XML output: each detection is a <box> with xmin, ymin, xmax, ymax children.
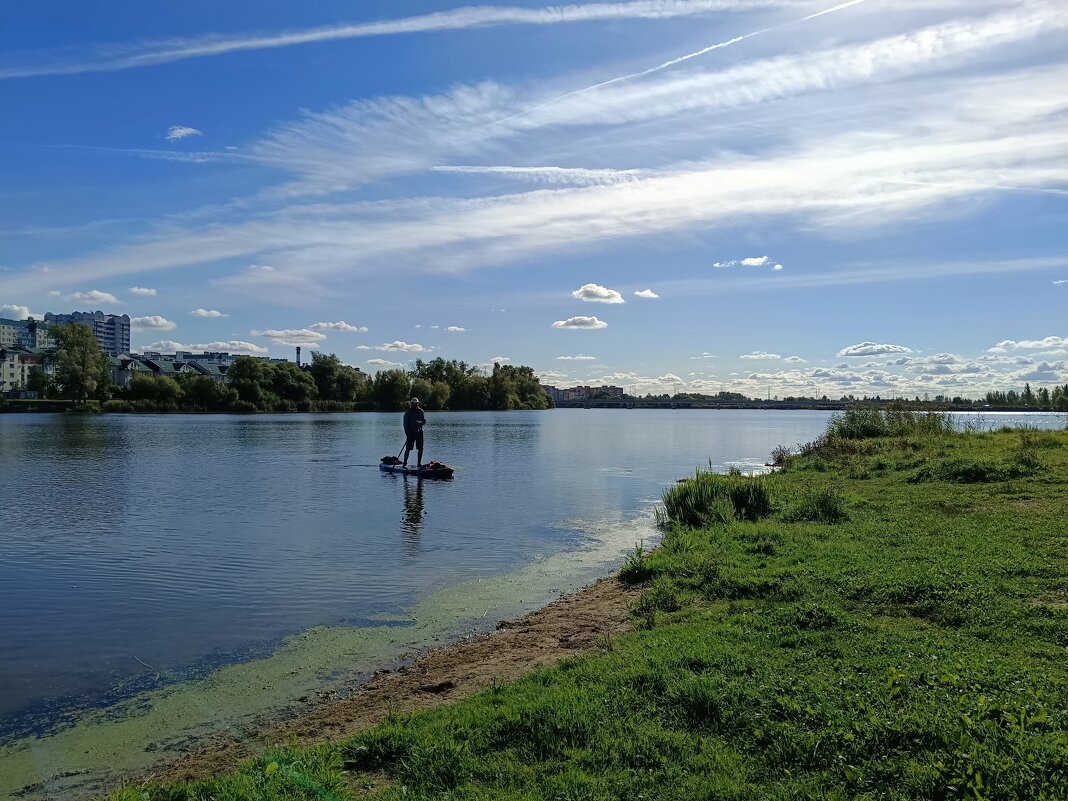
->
<box><xmin>7</xmin><ymin>323</ymin><xmax>551</xmax><ymax>413</ymax></box>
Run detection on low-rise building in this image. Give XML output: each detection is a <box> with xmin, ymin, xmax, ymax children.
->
<box><xmin>0</xmin><ymin>346</ymin><xmax>53</xmax><ymax>392</ymax></box>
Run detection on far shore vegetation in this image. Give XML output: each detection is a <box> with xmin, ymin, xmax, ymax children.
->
<box><xmin>3</xmin><ymin>322</ymin><xmax>1068</xmax><ymax>414</ymax></box>
<box><xmin>107</xmin><ymin>408</ymin><xmax>1067</xmax><ymax>800</ymax></box>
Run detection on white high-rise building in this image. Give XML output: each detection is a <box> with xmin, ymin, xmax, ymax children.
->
<box><xmin>44</xmin><ymin>311</ymin><xmax>131</xmax><ymax>356</ymax></box>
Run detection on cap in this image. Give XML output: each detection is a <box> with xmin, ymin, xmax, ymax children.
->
<box><xmin>410</xmin><ymin>397</ymin><xmax>420</xmax><ymax>404</ymax></box>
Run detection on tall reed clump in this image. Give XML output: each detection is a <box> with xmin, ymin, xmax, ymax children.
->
<box><xmin>825</xmin><ymin>406</ymin><xmax>955</xmax><ymax>440</ymax></box>
<box><xmin>660</xmin><ymin>471</ymin><xmax>771</xmax><ymax>527</ymax></box>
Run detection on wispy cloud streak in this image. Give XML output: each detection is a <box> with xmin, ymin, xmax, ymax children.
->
<box><xmin>0</xmin><ymin>0</ymin><xmax>802</xmax><ymax>80</ymax></box>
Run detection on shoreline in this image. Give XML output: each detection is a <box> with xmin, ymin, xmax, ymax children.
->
<box><xmin>148</xmin><ymin>576</ymin><xmax>639</xmax><ymax>787</ymax></box>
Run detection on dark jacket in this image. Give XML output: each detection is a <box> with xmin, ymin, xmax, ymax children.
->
<box><xmin>403</xmin><ymin>407</ymin><xmax>425</xmax><ymax>437</ymax></box>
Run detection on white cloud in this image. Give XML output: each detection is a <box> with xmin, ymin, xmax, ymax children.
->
<box><xmin>988</xmin><ymin>336</ymin><xmax>1067</xmax><ymax>353</ymax></box>
<box><xmin>142</xmin><ymin>339</ymin><xmax>267</xmax><ymax>355</ymax></box>
<box><xmin>741</xmin><ymin>351</ymin><xmax>782</xmax><ymax>360</ymax></box>
<box><xmin>0</xmin><ymin>1</ymin><xmax>797</xmax><ymax>80</ymax></box>
<box><xmin>131</xmin><ymin>315</ymin><xmax>177</xmax><ymax>331</ymax></box>
<box><xmin>572</xmin><ymin>283</ymin><xmax>624</xmax><ymax>304</ymax></box>
<box><xmin>537</xmin><ymin>369</ymin><xmax>569</xmax><ymax>382</ymax></box>
<box><xmin>444</xmin><ymin>325</ymin><xmax>466</xmax><ymax>332</ymax></box>
<box><xmin>1054</xmin><ymin>279</ymin><xmax>1067</xmax><ymax>285</ymax></box>
<box><xmin>783</xmin><ymin>355</ymin><xmax>807</xmax><ymax>363</ymax></box>
<box><xmin>251</xmin><ymin>328</ymin><xmax>327</xmax><ymax>345</ymax></box>
<box><xmin>129</xmin><ymin>286</ymin><xmax>156</xmax><ymax>296</ymax></box>
<box><xmin>633</xmin><ymin>289</ymin><xmax>659</xmax><ymax>298</ymax></box>
<box><xmin>0</xmin><ymin>304</ymin><xmax>41</xmax><ymax>320</ymax></box>
<box><xmin>714</xmin><ymin>256</ymin><xmax>782</xmax><ymax>270</ymax></box>
<box><xmin>491</xmin><ymin>355</ymin><xmax>510</xmax><ymax>363</ymax></box>
<box><xmin>309</xmin><ymin>320</ymin><xmax>367</xmax><ymax>332</ymax></box>
<box><xmin>553</xmin><ymin>316</ymin><xmax>607</xmax><ymax>329</ymax></box>
<box><xmin>692</xmin><ymin>352</ymin><xmax>716</xmax><ymax>359</ymax></box>
<box><xmin>356</xmin><ymin>345</ymin><xmax>372</xmax><ymax>350</ymax></box>
<box><xmin>838</xmin><ymin>342</ymin><xmax>913</xmax><ymax>357</ymax></box>
<box><xmin>376</xmin><ymin>340</ymin><xmax>429</xmax><ymax>352</ymax></box>
<box><xmin>433</xmin><ymin>165</ymin><xmax>648</xmax><ymax>186</ymax></box>
<box><xmin>166</xmin><ymin>125</ymin><xmax>202</xmax><ymax>141</ymax></box>
<box><xmin>367</xmin><ymin>358</ymin><xmax>402</xmax><ymax>367</ymax></box>
<box><xmin>190</xmin><ymin>308</ymin><xmax>227</xmax><ymax>318</ymax></box>
<box><xmin>557</xmin><ymin>354</ymin><xmax>596</xmax><ymax>360</ymax></box>
<box><xmin>71</xmin><ymin>289</ymin><xmax>119</xmax><ymax>304</ymax></box>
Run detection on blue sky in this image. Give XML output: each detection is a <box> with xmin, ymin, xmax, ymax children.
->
<box><xmin>1</xmin><ymin>0</ymin><xmax>1066</xmax><ymax>397</ymax></box>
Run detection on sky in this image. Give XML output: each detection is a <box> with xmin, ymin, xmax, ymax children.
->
<box><xmin>1</xmin><ymin>0</ymin><xmax>1066</xmax><ymax>398</ymax></box>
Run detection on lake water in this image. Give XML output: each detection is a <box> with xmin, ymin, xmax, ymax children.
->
<box><xmin>0</xmin><ymin>409</ymin><xmax>1063</xmax><ymax>759</ymax></box>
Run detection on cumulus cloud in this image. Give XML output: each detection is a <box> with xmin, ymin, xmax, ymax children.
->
<box><xmin>367</xmin><ymin>357</ymin><xmax>402</xmax><ymax>367</ymax></box>
<box><xmin>557</xmin><ymin>354</ymin><xmax>596</xmax><ymax>360</ymax></box>
<box><xmin>572</xmin><ymin>283</ymin><xmax>624</xmax><ymax>304</ymax></box>
<box><xmin>741</xmin><ymin>256</ymin><xmax>769</xmax><ymax>266</ymax></box>
<box><xmin>633</xmin><ymin>289</ymin><xmax>659</xmax><ymax>298</ymax></box>
<box><xmin>537</xmin><ymin>369</ymin><xmax>569</xmax><ymax>382</ymax></box>
<box><xmin>166</xmin><ymin>125</ymin><xmax>202</xmax><ymax>141</ymax></box>
<box><xmin>131</xmin><ymin>315</ymin><xmax>177</xmax><ymax>331</ymax></box>
<box><xmin>143</xmin><ymin>339</ymin><xmax>267</xmax><ymax>355</ymax></box>
<box><xmin>491</xmin><ymin>355</ymin><xmax>510</xmax><ymax>363</ymax></box>
<box><xmin>129</xmin><ymin>286</ymin><xmax>156</xmax><ymax>296</ymax></box>
<box><xmin>445</xmin><ymin>325</ymin><xmax>466</xmax><ymax>332</ymax></box>
<box><xmin>376</xmin><ymin>340</ymin><xmax>430</xmax><ymax>352</ymax></box>
<box><xmin>838</xmin><ymin>342</ymin><xmax>913</xmax><ymax>357</ymax></box>
<box><xmin>1054</xmin><ymin>280</ymin><xmax>1067</xmax><ymax>285</ymax></box>
<box><xmin>0</xmin><ymin>304</ymin><xmax>41</xmax><ymax>319</ymax></box>
<box><xmin>309</xmin><ymin>320</ymin><xmax>367</xmax><ymax>332</ymax></box>
<box><xmin>251</xmin><ymin>328</ymin><xmax>327</xmax><ymax>345</ymax></box>
<box><xmin>988</xmin><ymin>336</ymin><xmax>1067</xmax><ymax>353</ymax></box>
<box><xmin>741</xmin><ymin>351</ymin><xmax>782</xmax><ymax>360</ymax></box>
<box><xmin>783</xmin><ymin>355</ymin><xmax>807</xmax><ymax>363</ymax></box>
<box><xmin>72</xmin><ymin>289</ymin><xmax>119</xmax><ymax>304</ymax></box>
<box><xmin>553</xmin><ymin>316</ymin><xmax>608</xmax><ymax>329</ymax></box>
<box><xmin>190</xmin><ymin>308</ymin><xmax>227</xmax><ymax>318</ymax></box>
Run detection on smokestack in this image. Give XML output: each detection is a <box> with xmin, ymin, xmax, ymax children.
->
<box><xmin>296</xmin><ymin>346</ymin><xmax>301</xmax><ymax>366</ymax></box>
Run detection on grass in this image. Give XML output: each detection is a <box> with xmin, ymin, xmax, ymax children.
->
<box><xmin>109</xmin><ymin>418</ymin><xmax>1068</xmax><ymax>801</ymax></box>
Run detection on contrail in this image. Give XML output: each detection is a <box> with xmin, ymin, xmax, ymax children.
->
<box><xmin>0</xmin><ymin>1</ymin><xmax>803</xmax><ymax>80</ymax></box>
<box><xmin>495</xmin><ymin>0</ymin><xmax>869</xmax><ymax>124</ymax></box>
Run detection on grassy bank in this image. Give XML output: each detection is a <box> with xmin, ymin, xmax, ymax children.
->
<box><xmin>111</xmin><ymin>412</ymin><xmax>1067</xmax><ymax>800</ymax></box>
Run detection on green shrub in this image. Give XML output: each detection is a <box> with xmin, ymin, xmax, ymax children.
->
<box><xmin>661</xmin><ymin>472</ymin><xmax>771</xmax><ymax>526</ymax></box>
<box><xmin>825</xmin><ymin>407</ymin><xmax>954</xmax><ymax>440</ymax></box>
<box><xmin>782</xmin><ymin>487</ymin><xmax>849</xmax><ymax>523</ymax></box>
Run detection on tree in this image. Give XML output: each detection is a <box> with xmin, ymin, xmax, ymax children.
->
<box><xmin>371</xmin><ymin>369</ymin><xmax>411</xmax><ymax>410</ymax></box>
<box><xmin>270</xmin><ymin>362</ymin><xmax>318</xmax><ymax>403</ymax></box>
<box><xmin>52</xmin><ymin>323</ymin><xmax>105</xmax><ymax>403</ymax></box>
<box><xmin>178</xmin><ymin>374</ymin><xmax>237</xmax><ymax>411</ymax></box>
<box><xmin>308</xmin><ymin>352</ymin><xmax>368</xmax><ymax>402</ymax></box>
<box><xmin>26</xmin><ymin>366</ymin><xmax>52</xmax><ymax>398</ymax></box>
<box><xmin>228</xmin><ymin>357</ymin><xmax>276</xmax><ymax>409</ymax></box>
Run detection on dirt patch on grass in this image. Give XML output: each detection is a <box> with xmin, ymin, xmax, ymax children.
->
<box><xmin>147</xmin><ymin>577</ymin><xmax>638</xmax><ymax>786</ymax></box>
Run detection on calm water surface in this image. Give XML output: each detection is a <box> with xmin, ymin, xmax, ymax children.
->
<box><xmin>0</xmin><ymin>409</ymin><xmax>1062</xmax><ymax>728</ymax></box>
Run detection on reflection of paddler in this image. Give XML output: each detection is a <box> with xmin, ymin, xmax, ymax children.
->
<box><xmin>401</xmin><ymin>474</ymin><xmax>425</xmax><ymax>549</ymax></box>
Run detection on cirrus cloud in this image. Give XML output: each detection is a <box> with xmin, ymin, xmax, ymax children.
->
<box><xmin>553</xmin><ymin>316</ymin><xmax>607</xmax><ymax>329</ymax></box>
<box><xmin>166</xmin><ymin>125</ymin><xmax>202</xmax><ymax>141</ymax></box>
<box><xmin>572</xmin><ymin>283</ymin><xmax>624</xmax><ymax>303</ymax></box>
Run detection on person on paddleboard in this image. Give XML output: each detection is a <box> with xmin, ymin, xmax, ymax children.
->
<box><xmin>402</xmin><ymin>397</ymin><xmax>426</xmax><ymax>468</ymax></box>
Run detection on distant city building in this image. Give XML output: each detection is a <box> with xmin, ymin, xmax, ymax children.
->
<box><xmin>0</xmin><ymin>345</ymin><xmax>53</xmax><ymax>392</ymax></box>
<box><xmin>0</xmin><ymin>317</ymin><xmax>56</xmax><ymax>349</ymax></box>
<box><xmin>541</xmin><ymin>384</ymin><xmax>625</xmax><ymax>403</ymax></box>
<box><xmin>45</xmin><ymin>311</ymin><xmax>130</xmax><ymax>356</ymax></box>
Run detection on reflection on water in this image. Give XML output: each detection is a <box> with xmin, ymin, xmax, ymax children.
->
<box><xmin>400</xmin><ymin>476</ymin><xmax>425</xmax><ymax>552</ymax></box>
